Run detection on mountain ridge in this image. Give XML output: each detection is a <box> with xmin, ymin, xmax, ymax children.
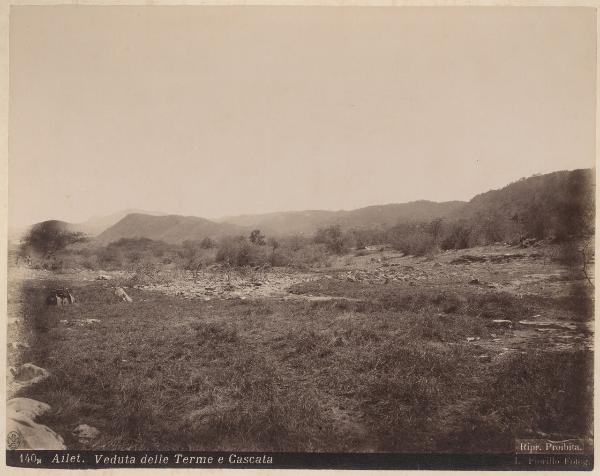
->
<box><xmin>20</xmin><ymin>168</ymin><xmax>594</xmax><ymax>246</ymax></box>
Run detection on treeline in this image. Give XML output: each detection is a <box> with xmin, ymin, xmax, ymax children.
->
<box><xmin>20</xmin><ymin>207</ymin><xmax>592</xmax><ymax>273</ymax></box>
<box><xmin>19</xmin><ymin>233</ymin><xmax>332</xmax><ymax>271</ymax></box>
<box><xmin>17</xmin><ymin>168</ymin><xmax>594</xmax><ymax>270</ymax></box>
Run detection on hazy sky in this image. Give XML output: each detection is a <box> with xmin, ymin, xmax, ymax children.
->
<box><xmin>9</xmin><ymin>6</ymin><xmax>596</xmax><ymax>228</ymax></box>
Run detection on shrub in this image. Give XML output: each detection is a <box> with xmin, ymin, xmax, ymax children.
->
<box><xmin>390</xmin><ymin>229</ymin><xmax>436</xmax><ymax>256</ymax></box>
<box><xmin>440</xmin><ymin>222</ymin><xmax>472</xmax><ymax>250</ymax></box>
<box><xmin>200</xmin><ymin>237</ymin><xmax>216</xmax><ymax>249</ymax></box>
<box><xmin>249</xmin><ymin>230</ymin><xmax>266</xmax><ymax>245</ymax></box>
<box><xmin>216</xmin><ymin>237</ymin><xmax>269</xmax><ymax>267</ymax></box>
<box><xmin>314</xmin><ymin>225</ymin><xmax>347</xmax><ymax>254</ymax></box>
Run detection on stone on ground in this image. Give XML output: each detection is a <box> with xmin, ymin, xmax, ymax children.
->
<box><xmin>73</xmin><ymin>424</ymin><xmax>100</xmax><ymax>443</ymax></box>
<box><xmin>114</xmin><ymin>287</ymin><xmax>133</xmax><ymax>302</ymax></box>
<box><xmin>9</xmin><ymin>363</ymin><xmax>51</xmax><ymax>391</ymax></box>
<box><xmin>7</xmin><ymin>398</ymin><xmax>65</xmax><ymax>450</ymax></box>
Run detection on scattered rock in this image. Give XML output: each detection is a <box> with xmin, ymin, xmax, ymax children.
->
<box><xmin>450</xmin><ymin>255</ymin><xmax>487</xmax><ymax>265</ymax></box>
<box><xmin>469</xmin><ymin>278</ymin><xmax>481</xmax><ymax>285</ymax></box>
<box><xmin>493</xmin><ymin>350</ymin><xmax>520</xmax><ymax>365</ymax></box>
<box><xmin>72</xmin><ymin>424</ymin><xmax>100</xmax><ymax>443</ymax></box>
<box><xmin>491</xmin><ymin>319</ymin><xmax>512</xmax><ymax>327</ymax></box>
<box><xmin>96</xmin><ymin>274</ymin><xmax>112</xmax><ymax>280</ymax></box>
<box><xmin>9</xmin><ymin>341</ymin><xmax>30</xmax><ymax>351</ymax></box>
<box><xmin>114</xmin><ymin>287</ymin><xmax>133</xmax><ymax>303</ymax></box>
<box><xmin>489</xmin><ymin>253</ymin><xmax>526</xmax><ymax>263</ymax></box>
<box><xmin>9</xmin><ymin>363</ymin><xmax>51</xmax><ymax>388</ymax></box>
<box><xmin>518</xmin><ymin>320</ymin><xmax>576</xmax><ymax>330</ymax></box>
<box><xmin>82</xmin><ymin>319</ymin><xmax>101</xmax><ymax>325</ymax></box>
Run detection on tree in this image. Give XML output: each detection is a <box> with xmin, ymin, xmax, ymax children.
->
<box><xmin>200</xmin><ymin>237</ymin><xmax>216</xmax><ymax>249</ymax></box>
<box><xmin>314</xmin><ymin>225</ymin><xmax>346</xmax><ymax>254</ymax></box>
<box><xmin>249</xmin><ymin>229</ymin><xmax>266</xmax><ymax>245</ymax></box>
<box><xmin>440</xmin><ymin>221</ymin><xmax>471</xmax><ymax>250</ymax></box>
<box><xmin>21</xmin><ymin>221</ymin><xmax>86</xmax><ymax>258</ymax></box>
<box><xmin>427</xmin><ymin>218</ymin><xmax>443</xmax><ymax>245</ymax></box>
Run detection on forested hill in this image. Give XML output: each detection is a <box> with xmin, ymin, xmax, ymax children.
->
<box><xmin>457</xmin><ymin>168</ymin><xmax>594</xmax><ymax>243</ymax></box>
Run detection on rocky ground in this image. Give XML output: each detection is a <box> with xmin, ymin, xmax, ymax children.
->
<box><xmin>125</xmin><ymin>244</ymin><xmax>593</xmax><ymax>354</ymax></box>
<box><xmin>138</xmin><ymin>268</ymin><xmax>321</xmax><ymax>300</ymax></box>
<box><xmin>5</xmin><ymin>242</ymin><xmax>594</xmax><ymax>451</ymax></box>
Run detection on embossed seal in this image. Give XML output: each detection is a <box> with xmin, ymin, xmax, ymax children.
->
<box><xmin>7</xmin><ymin>430</ymin><xmax>22</xmax><ymax>450</ymax></box>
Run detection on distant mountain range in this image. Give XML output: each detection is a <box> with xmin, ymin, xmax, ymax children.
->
<box><xmin>218</xmin><ymin>201</ymin><xmax>466</xmax><ymax>236</ymax></box>
<box><xmin>92</xmin><ymin>201</ymin><xmax>466</xmax><ymax>245</ymax></box>
<box><xmin>14</xmin><ymin>168</ymin><xmax>594</xmax><ymax>246</ymax></box>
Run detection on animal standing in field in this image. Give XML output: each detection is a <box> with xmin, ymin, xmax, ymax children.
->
<box><xmin>46</xmin><ymin>289</ymin><xmax>75</xmax><ymax>306</ymax></box>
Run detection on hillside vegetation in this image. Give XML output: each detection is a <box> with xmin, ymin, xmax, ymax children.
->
<box><xmin>221</xmin><ymin>200</ymin><xmax>466</xmax><ymax>236</ymax></box>
<box><xmin>16</xmin><ymin>169</ymin><xmax>594</xmax><ymax>271</ymax></box>
<box><xmin>460</xmin><ymin>169</ymin><xmax>594</xmax><ymax>243</ymax></box>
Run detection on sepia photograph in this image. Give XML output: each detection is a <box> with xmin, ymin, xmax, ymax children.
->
<box><xmin>4</xmin><ymin>3</ymin><xmax>596</xmax><ymax>470</ymax></box>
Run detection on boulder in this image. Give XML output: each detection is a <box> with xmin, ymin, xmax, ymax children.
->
<box><xmin>7</xmin><ymin>398</ymin><xmax>65</xmax><ymax>450</ymax></box>
<box><xmin>114</xmin><ymin>287</ymin><xmax>133</xmax><ymax>303</ymax></box>
<box><xmin>72</xmin><ymin>424</ymin><xmax>100</xmax><ymax>443</ymax></box>
<box><xmin>96</xmin><ymin>274</ymin><xmax>113</xmax><ymax>280</ymax></box>
<box><xmin>9</xmin><ymin>363</ymin><xmax>51</xmax><ymax>388</ymax></box>
<box><xmin>7</xmin><ymin>398</ymin><xmax>51</xmax><ymax>420</ymax></box>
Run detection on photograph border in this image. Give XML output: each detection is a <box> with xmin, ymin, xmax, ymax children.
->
<box><xmin>1</xmin><ymin>1</ymin><xmax>598</xmax><ymax>474</ymax></box>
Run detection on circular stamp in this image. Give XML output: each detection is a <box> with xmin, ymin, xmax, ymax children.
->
<box><xmin>7</xmin><ymin>430</ymin><xmax>23</xmax><ymax>450</ymax></box>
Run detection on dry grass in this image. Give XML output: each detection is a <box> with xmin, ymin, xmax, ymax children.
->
<box><xmin>9</xmin><ymin>275</ymin><xmax>593</xmax><ymax>452</ymax></box>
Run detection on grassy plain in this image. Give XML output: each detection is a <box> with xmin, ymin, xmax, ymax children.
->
<box><xmin>7</xmin><ymin>244</ymin><xmax>593</xmax><ymax>452</ymax></box>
